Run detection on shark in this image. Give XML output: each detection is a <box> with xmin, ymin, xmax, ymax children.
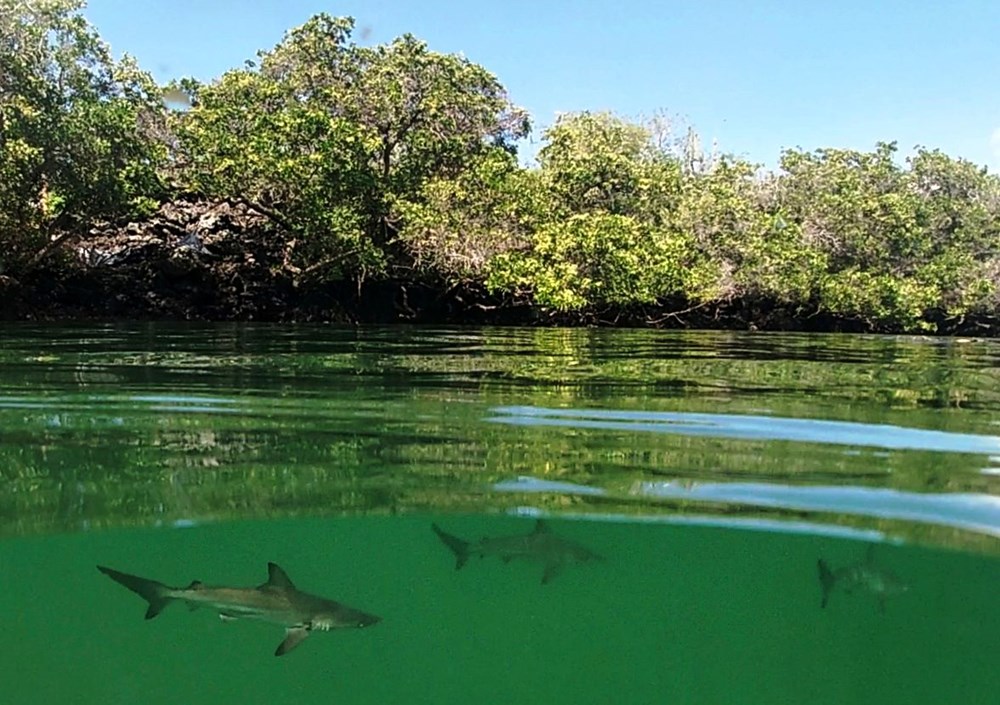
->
<box><xmin>97</xmin><ymin>562</ymin><xmax>381</xmax><ymax>656</ymax></box>
<box><xmin>817</xmin><ymin>546</ymin><xmax>909</xmax><ymax>613</ymax></box>
<box><xmin>431</xmin><ymin>519</ymin><xmax>602</xmax><ymax>584</ymax></box>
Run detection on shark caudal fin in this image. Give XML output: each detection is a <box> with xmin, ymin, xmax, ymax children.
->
<box><xmin>431</xmin><ymin>523</ymin><xmax>471</xmax><ymax>570</ymax></box>
<box><xmin>97</xmin><ymin>565</ymin><xmax>173</xmax><ymax>619</ymax></box>
<box><xmin>817</xmin><ymin>559</ymin><xmax>836</xmax><ymax>608</ymax></box>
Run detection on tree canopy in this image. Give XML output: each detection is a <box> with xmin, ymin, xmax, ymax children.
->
<box><xmin>3</xmin><ymin>1</ymin><xmax>999</xmax><ymax>332</ymax></box>
<box><xmin>0</xmin><ymin>0</ymin><xmax>166</xmax><ymax>274</ymax></box>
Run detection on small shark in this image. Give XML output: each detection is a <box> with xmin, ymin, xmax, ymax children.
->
<box><xmin>431</xmin><ymin>519</ymin><xmax>601</xmax><ymax>584</ymax></box>
<box><xmin>97</xmin><ymin>562</ymin><xmax>381</xmax><ymax>656</ymax></box>
<box><xmin>817</xmin><ymin>546</ymin><xmax>909</xmax><ymax>613</ymax></box>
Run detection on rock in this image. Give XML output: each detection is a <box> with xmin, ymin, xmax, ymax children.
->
<box><xmin>53</xmin><ymin>196</ymin><xmax>297</xmax><ymax>319</ymax></box>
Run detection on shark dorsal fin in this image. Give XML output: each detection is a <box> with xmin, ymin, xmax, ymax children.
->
<box><xmin>533</xmin><ymin>519</ymin><xmax>550</xmax><ymax>534</ymax></box>
<box><xmin>266</xmin><ymin>563</ymin><xmax>295</xmax><ymax>589</ymax></box>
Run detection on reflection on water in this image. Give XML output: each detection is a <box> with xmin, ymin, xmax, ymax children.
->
<box><xmin>634</xmin><ymin>480</ymin><xmax>1000</xmax><ymax>537</ymax></box>
<box><xmin>488</xmin><ymin>405</ymin><xmax>1000</xmax><ymax>453</ymax></box>
<box><xmin>1</xmin><ymin>324</ymin><xmax>999</xmax><ymax>703</ymax></box>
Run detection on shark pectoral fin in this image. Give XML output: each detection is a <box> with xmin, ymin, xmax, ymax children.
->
<box><xmin>864</xmin><ymin>544</ymin><xmax>877</xmax><ymax>565</ymax></box>
<box><xmin>541</xmin><ymin>563</ymin><xmax>564</xmax><ymax>585</ymax></box>
<box><xmin>817</xmin><ymin>559</ymin><xmax>835</xmax><ymax>609</ymax></box>
<box><xmin>275</xmin><ymin>627</ymin><xmax>310</xmax><ymax>657</ymax></box>
<box><xmin>218</xmin><ymin>613</ymin><xmax>236</xmax><ymax>622</ymax></box>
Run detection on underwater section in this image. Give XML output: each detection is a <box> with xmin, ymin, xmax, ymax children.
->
<box><xmin>1</xmin><ymin>324</ymin><xmax>999</xmax><ymax>703</ymax></box>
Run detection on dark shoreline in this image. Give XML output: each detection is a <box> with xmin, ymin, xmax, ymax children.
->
<box><xmin>5</xmin><ymin>272</ymin><xmax>998</xmax><ymax>337</ymax></box>
<box><xmin>3</xmin><ymin>198</ymin><xmax>997</xmax><ymax>337</ymax></box>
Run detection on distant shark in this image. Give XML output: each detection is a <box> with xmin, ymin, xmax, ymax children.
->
<box><xmin>97</xmin><ymin>562</ymin><xmax>381</xmax><ymax>656</ymax></box>
<box><xmin>817</xmin><ymin>546</ymin><xmax>909</xmax><ymax>613</ymax></box>
<box><xmin>432</xmin><ymin>519</ymin><xmax>602</xmax><ymax>584</ymax></box>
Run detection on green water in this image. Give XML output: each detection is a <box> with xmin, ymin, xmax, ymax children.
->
<box><xmin>2</xmin><ymin>324</ymin><xmax>999</xmax><ymax>704</ymax></box>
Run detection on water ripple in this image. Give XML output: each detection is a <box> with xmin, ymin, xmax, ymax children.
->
<box><xmin>489</xmin><ymin>405</ymin><xmax>1000</xmax><ymax>454</ymax></box>
<box><xmin>634</xmin><ymin>480</ymin><xmax>1000</xmax><ymax>537</ymax></box>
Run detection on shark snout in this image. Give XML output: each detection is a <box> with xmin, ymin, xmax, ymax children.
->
<box><xmin>352</xmin><ymin>610</ymin><xmax>382</xmax><ymax>628</ymax></box>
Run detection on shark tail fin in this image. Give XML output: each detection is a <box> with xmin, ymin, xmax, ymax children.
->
<box><xmin>98</xmin><ymin>565</ymin><xmax>173</xmax><ymax>619</ymax></box>
<box><xmin>817</xmin><ymin>559</ymin><xmax>836</xmax><ymax>609</ymax></box>
<box><xmin>431</xmin><ymin>523</ymin><xmax>471</xmax><ymax>570</ymax></box>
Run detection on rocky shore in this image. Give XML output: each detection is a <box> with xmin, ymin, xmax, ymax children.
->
<box><xmin>2</xmin><ymin>198</ymin><xmax>997</xmax><ymax>336</ymax></box>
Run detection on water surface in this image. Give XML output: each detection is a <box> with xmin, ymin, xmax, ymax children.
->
<box><xmin>1</xmin><ymin>324</ymin><xmax>998</xmax><ymax>704</ymax></box>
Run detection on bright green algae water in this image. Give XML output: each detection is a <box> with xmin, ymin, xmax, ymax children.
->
<box><xmin>1</xmin><ymin>324</ymin><xmax>999</xmax><ymax>704</ymax></box>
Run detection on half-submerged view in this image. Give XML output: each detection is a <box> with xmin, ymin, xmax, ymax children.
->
<box><xmin>3</xmin><ymin>1</ymin><xmax>1000</xmax><ymax>704</ymax></box>
<box><xmin>4</xmin><ymin>325</ymin><xmax>999</xmax><ymax>705</ymax></box>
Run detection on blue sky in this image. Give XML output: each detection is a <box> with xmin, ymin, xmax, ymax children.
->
<box><xmin>84</xmin><ymin>0</ymin><xmax>1000</xmax><ymax>171</ymax></box>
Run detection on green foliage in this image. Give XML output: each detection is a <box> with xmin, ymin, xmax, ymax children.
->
<box><xmin>676</xmin><ymin>158</ymin><xmax>825</xmax><ymax>302</ymax></box>
<box><xmin>818</xmin><ymin>269</ymin><xmax>935</xmax><ymax>330</ymax></box>
<box><xmin>776</xmin><ymin>143</ymin><xmax>1000</xmax><ymax>326</ymax></box>
<box><xmin>538</xmin><ymin>112</ymin><xmax>656</xmax><ymax>215</ymax></box>
<box><xmin>778</xmin><ymin>143</ymin><xmax>920</xmax><ymax>273</ymax></box>
<box><xmin>256</xmin><ymin>14</ymin><xmax>530</xmax><ymax>195</ymax></box>
<box><xmin>0</xmin><ymin>0</ymin><xmax>166</xmax><ymax>273</ymax></box>
<box><xmin>173</xmin><ymin>69</ymin><xmax>380</xmax><ymax>276</ymax></box>
<box><xmin>173</xmin><ymin>14</ymin><xmax>528</xmax><ymax>279</ymax></box>
<box><xmin>905</xmin><ymin>149</ymin><xmax>1000</xmax><ymax>314</ymax></box>
<box><xmin>2</xmin><ymin>7</ymin><xmax>999</xmax><ymax>331</ymax></box>
<box><xmin>481</xmin><ymin>112</ymin><xmax>716</xmax><ymax>311</ymax></box>
<box><xmin>487</xmin><ymin>213</ymin><xmax>714</xmax><ymax>311</ymax></box>
<box><xmin>393</xmin><ymin>149</ymin><xmax>551</xmax><ymax>282</ymax></box>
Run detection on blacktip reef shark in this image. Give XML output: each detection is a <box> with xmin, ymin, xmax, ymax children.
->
<box><xmin>817</xmin><ymin>546</ymin><xmax>909</xmax><ymax>613</ymax></box>
<box><xmin>432</xmin><ymin>519</ymin><xmax>602</xmax><ymax>584</ymax></box>
<box><xmin>97</xmin><ymin>562</ymin><xmax>381</xmax><ymax>656</ymax></box>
